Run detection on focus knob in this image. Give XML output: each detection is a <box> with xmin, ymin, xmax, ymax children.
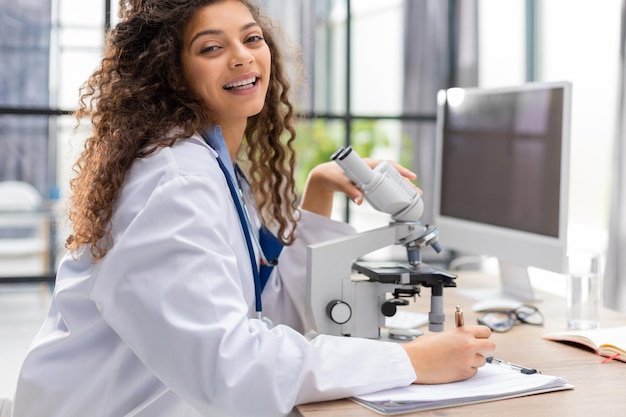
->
<box><xmin>326</xmin><ymin>300</ymin><xmax>351</xmax><ymax>324</ymax></box>
<box><xmin>381</xmin><ymin>298</ymin><xmax>409</xmax><ymax>317</ymax></box>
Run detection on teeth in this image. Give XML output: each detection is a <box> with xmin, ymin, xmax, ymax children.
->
<box><xmin>224</xmin><ymin>77</ymin><xmax>257</xmax><ymax>89</ymax></box>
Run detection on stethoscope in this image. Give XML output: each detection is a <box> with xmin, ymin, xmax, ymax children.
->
<box><xmin>203</xmin><ymin>131</ymin><xmax>280</xmax><ymax>328</ymax></box>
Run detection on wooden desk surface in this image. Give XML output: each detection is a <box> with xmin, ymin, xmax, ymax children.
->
<box><xmin>295</xmin><ymin>271</ymin><xmax>626</xmax><ymax>417</ymax></box>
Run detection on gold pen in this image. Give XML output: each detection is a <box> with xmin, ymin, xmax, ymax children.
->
<box><xmin>455</xmin><ymin>305</ymin><xmax>464</xmax><ymax>327</ymax></box>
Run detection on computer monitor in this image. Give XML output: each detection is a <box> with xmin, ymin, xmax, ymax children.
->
<box><xmin>433</xmin><ymin>81</ymin><xmax>572</xmax><ymax>302</ymax></box>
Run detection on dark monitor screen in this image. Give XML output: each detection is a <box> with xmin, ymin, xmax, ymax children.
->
<box><xmin>433</xmin><ymin>82</ymin><xmax>572</xmax><ymax>300</ymax></box>
<box><xmin>440</xmin><ymin>87</ymin><xmax>564</xmax><ymax>238</ymax></box>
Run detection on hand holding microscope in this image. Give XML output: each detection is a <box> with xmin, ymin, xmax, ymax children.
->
<box><xmin>306</xmin><ymin>146</ymin><xmax>456</xmax><ymax>339</ymax></box>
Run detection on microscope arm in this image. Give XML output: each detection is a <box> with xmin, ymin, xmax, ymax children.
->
<box><xmin>307</xmin><ymin>224</ymin><xmax>416</xmax><ymax>337</ymax></box>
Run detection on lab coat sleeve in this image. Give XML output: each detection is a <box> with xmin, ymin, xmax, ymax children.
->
<box><xmin>89</xmin><ymin>174</ymin><xmax>415</xmax><ymax>417</ymax></box>
<box><xmin>261</xmin><ymin>209</ymin><xmax>356</xmax><ymax>333</ymax></box>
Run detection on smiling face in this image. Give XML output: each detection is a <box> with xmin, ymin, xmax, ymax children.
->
<box><xmin>181</xmin><ymin>0</ymin><xmax>271</xmax><ymax>128</ymax></box>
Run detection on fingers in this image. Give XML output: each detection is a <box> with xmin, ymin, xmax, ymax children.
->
<box><xmin>364</xmin><ymin>158</ymin><xmax>418</xmax><ymax>180</ymax></box>
<box><xmin>473</xmin><ymin>352</ymin><xmax>489</xmax><ymax>368</ymax></box>
<box><xmin>389</xmin><ymin>161</ymin><xmax>417</xmax><ymax>181</ymax></box>
<box><xmin>302</xmin><ymin>157</ymin><xmax>420</xmax><ymax>215</ymax></box>
<box><xmin>453</xmin><ymin>352</ymin><xmax>489</xmax><ymax>382</ymax></box>
<box><xmin>465</xmin><ymin>324</ymin><xmax>493</xmax><ymax>339</ymax></box>
<box><xmin>457</xmin><ymin>325</ymin><xmax>497</xmax><ymax>358</ymax></box>
<box><xmin>475</xmin><ymin>332</ymin><xmax>496</xmax><ymax>357</ymax></box>
<box><xmin>360</xmin><ymin>158</ymin><xmax>422</xmax><ymax>198</ymax></box>
<box><xmin>451</xmin><ymin>327</ymin><xmax>496</xmax><ymax>376</ymax></box>
<box><xmin>459</xmin><ymin>354</ymin><xmax>488</xmax><ymax>380</ymax></box>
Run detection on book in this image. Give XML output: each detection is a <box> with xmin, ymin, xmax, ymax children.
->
<box><xmin>351</xmin><ymin>361</ymin><xmax>573</xmax><ymax>415</ymax></box>
<box><xmin>542</xmin><ymin>326</ymin><xmax>626</xmax><ymax>362</ymax></box>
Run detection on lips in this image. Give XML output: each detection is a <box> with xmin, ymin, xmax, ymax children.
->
<box><xmin>223</xmin><ymin>76</ymin><xmax>258</xmax><ymax>91</ymax></box>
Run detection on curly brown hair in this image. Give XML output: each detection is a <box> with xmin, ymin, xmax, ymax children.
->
<box><xmin>67</xmin><ymin>0</ymin><xmax>300</xmax><ymax>261</ymax></box>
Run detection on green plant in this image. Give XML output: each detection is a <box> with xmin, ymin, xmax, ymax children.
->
<box><xmin>291</xmin><ymin>118</ymin><xmax>389</xmax><ymax>193</ymax></box>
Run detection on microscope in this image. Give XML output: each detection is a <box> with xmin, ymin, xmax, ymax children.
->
<box><xmin>306</xmin><ymin>146</ymin><xmax>457</xmax><ymax>339</ymax></box>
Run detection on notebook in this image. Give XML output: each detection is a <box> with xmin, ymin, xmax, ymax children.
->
<box><xmin>542</xmin><ymin>326</ymin><xmax>626</xmax><ymax>362</ymax></box>
<box><xmin>351</xmin><ymin>361</ymin><xmax>573</xmax><ymax>415</ymax></box>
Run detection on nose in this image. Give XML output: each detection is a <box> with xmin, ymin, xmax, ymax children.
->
<box><xmin>230</xmin><ymin>43</ymin><xmax>254</xmax><ymax>68</ymax></box>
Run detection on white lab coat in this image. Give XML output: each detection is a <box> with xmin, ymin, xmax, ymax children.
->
<box><xmin>12</xmin><ymin>133</ymin><xmax>416</xmax><ymax>417</ymax></box>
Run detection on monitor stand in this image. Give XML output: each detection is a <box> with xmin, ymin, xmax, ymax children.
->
<box><xmin>458</xmin><ymin>259</ymin><xmax>541</xmax><ymax>309</ymax></box>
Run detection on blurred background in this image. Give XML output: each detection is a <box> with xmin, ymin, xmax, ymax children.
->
<box><xmin>1</xmin><ymin>0</ymin><xmax>625</xmax><ymax>399</ymax></box>
<box><xmin>1</xmin><ymin>0</ymin><xmax>620</xmax><ymax>279</ymax></box>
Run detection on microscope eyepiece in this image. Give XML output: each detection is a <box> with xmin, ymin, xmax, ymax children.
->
<box><xmin>332</xmin><ymin>146</ymin><xmax>424</xmax><ymax>222</ymax></box>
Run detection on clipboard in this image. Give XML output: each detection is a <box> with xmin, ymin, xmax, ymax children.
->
<box><xmin>351</xmin><ymin>361</ymin><xmax>573</xmax><ymax>415</ymax></box>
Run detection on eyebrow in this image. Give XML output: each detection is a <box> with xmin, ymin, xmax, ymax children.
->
<box><xmin>189</xmin><ymin>22</ymin><xmax>261</xmax><ymax>49</ymax></box>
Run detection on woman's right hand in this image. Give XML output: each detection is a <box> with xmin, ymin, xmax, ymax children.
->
<box><xmin>300</xmin><ymin>159</ymin><xmax>418</xmax><ymax>218</ymax></box>
<box><xmin>400</xmin><ymin>325</ymin><xmax>495</xmax><ymax>384</ymax></box>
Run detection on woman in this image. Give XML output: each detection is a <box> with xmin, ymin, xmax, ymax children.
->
<box><xmin>12</xmin><ymin>1</ymin><xmax>495</xmax><ymax>416</ymax></box>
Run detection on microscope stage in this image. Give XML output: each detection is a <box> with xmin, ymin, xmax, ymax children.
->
<box><xmin>352</xmin><ymin>261</ymin><xmax>457</xmax><ymax>286</ymax></box>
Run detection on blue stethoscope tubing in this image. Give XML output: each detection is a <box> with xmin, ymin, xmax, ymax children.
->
<box><xmin>214</xmin><ymin>155</ymin><xmax>266</xmax><ymax>316</ymax></box>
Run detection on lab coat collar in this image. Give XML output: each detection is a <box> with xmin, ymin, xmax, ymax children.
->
<box><xmin>200</xmin><ymin>125</ymin><xmax>236</xmax><ymax>182</ymax></box>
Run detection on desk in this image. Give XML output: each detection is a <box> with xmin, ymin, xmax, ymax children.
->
<box><xmin>295</xmin><ymin>271</ymin><xmax>626</xmax><ymax>417</ymax></box>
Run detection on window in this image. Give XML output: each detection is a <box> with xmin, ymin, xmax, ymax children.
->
<box><xmin>0</xmin><ymin>0</ymin><xmax>107</xmax><ymax>275</ymax></box>
<box><xmin>0</xmin><ymin>1</ymin><xmax>53</xmax><ymax>195</ymax></box>
<box><xmin>2</xmin><ymin>0</ymin><xmax>620</xmax><ymax>276</ymax></box>
<box><xmin>265</xmin><ymin>0</ymin><xmax>425</xmax><ymax>230</ymax></box>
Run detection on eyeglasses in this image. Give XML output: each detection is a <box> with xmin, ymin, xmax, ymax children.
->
<box><xmin>477</xmin><ymin>305</ymin><xmax>544</xmax><ymax>332</ymax></box>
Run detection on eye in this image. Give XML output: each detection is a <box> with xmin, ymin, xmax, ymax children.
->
<box><xmin>200</xmin><ymin>45</ymin><xmax>221</xmax><ymax>54</ymax></box>
<box><xmin>245</xmin><ymin>35</ymin><xmax>264</xmax><ymax>44</ymax></box>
